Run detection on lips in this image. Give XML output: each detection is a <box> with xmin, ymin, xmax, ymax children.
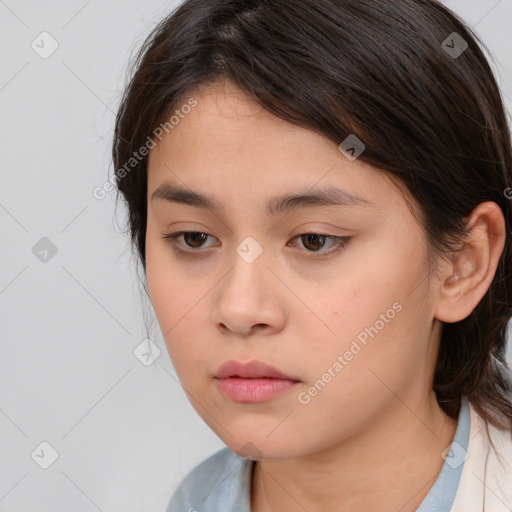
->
<box><xmin>214</xmin><ymin>360</ymin><xmax>300</xmax><ymax>381</ymax></box>
<box><xmin>214</xmin><ymin>360</ymin><xmax>301</xmax><ymax>403</ymax></box>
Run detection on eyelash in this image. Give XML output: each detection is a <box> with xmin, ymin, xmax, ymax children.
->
<box><xmin>160</xmin><ymin>231</ymin><xmax>351</xmax><ymax>257</ymax></box>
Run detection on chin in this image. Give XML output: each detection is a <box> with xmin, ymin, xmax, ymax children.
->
<box><xmin>220</xmin><ymin>434</ymin><xmax>304</xmax><ymax>461</ymax></box>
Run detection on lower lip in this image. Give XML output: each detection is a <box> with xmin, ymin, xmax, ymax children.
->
<box><xmin>215</xmin><ymin>377</ymin><xmax>299</xmax><ymax>403</ymax></box>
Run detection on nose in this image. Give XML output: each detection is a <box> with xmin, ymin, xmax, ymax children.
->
<box><xmin>213</xmin><ymin>248</ymin><xmax>286</xmax><ymax>337</ymax></box>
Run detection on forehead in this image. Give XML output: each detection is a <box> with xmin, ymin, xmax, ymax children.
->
<box><xmin>146</xmin><ymin>82</ymin><xmax>400</xmax><ymax>212</ymax></box>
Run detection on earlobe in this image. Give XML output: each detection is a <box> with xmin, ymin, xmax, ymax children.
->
<box><xmin>434</xmin><ymin>202</ymin><xmax>506</xmax><ymax>324</ymax></box>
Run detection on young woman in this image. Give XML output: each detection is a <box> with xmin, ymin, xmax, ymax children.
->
<box><xmin>112</xmin><ymin>0</ymin><xmax>512</xmax><ymax>510</ymax></box>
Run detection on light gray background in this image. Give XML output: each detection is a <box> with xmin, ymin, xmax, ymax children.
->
<box><xmin>1</xmin><ymin>1</ymin><xmax>511</xmax><ymax>511</ymax></box>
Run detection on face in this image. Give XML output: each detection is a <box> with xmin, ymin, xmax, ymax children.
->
<box><xmin>145</xmin><ymin>80</ymin><xmax>442</xmax><ymax>459</ymax></box>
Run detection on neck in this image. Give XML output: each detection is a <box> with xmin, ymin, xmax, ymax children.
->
<box><xmin>251</xmin><ymin>392</ymin><xmax>458</xmax><ymax>512</ymax></box>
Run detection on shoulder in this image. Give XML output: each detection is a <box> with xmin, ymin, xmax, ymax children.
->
<box><xmin>165</xmin><ymin>446</ymin><xmax>253</xmax><ymax>512</ymax></box>
<box><xmin>452</xmin><ymin>401</ymin><xmax>512</xmax><ymax>511</ymax></box>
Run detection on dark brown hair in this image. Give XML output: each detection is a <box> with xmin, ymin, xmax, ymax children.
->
<box><xmin>112</xmin><ymin>0</ymin><xmax>512</xmax><ymax>430</ymax></box>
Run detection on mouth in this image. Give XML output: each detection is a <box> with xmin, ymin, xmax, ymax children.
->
<box><xmin>214</xmin><ymin>360</ymin><xmax>301</xmax><ymax>403</ymax></box>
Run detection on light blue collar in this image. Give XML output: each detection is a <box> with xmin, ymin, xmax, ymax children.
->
<box><xmin>416</xmin><ymin>398</ymin><xmax>470</xmax><ymax>511</ymax></box>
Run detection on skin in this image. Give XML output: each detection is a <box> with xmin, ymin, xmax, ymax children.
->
<box><xmin>145</xmin><ymin>79</ymin><xmax>506</xmax><ymax>511</ymax></box>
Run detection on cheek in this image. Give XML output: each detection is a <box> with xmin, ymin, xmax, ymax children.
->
<box><xmin>310</xmin><ymin>241</ymin><xmax>428</xmax><ymax>390</ymax></box>
<box><xmin>145</xmin><ymin>242</ymin><xmax>197</xmax><ymax>364</ymax></box>
<box><xmin>145</xmin><ymin>233</ymin><xmax>196</xmax><ymax>323</ymax></box>
<box><xmin>291</xmin><ymin>302</ymin><xmax>421</xmax><ymax>447</ymax></box>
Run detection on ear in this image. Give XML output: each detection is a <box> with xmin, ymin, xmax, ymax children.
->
<box><xmin>434</xmin><ymin>201</ymin><xmax>506</xmax><ymax>323</ymax></box>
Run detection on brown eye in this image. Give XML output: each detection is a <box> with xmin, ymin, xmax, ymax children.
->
<box><xmin>289</xmin><ymin>233</ymin><xmax>351</xmax><ymax>256</ymax></box>
<box><xmin>182</xmin><ymin>232</ymin><xmax>208</xmax><ymax>248</ymax></box>
<box><xmin>161</xmin><ymin>231</ymin><xmax>218</xmax><ymax>253</ymax></box>
<box><xmin>300</xmin><ymin>234</ymin><xmax>328</xmax><ymax>251</ymax></box>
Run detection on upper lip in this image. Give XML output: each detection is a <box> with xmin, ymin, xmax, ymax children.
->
<box><xmin>214</xmin><ymin>360</ymin><xmax>300</xmax><ymax>381</ymax></box>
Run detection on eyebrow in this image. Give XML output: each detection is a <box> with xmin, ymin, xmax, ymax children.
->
<box><xmin>151</xmin><ymin>183</ymin><xmax>374</xmax><ymax>215</ymax></box>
